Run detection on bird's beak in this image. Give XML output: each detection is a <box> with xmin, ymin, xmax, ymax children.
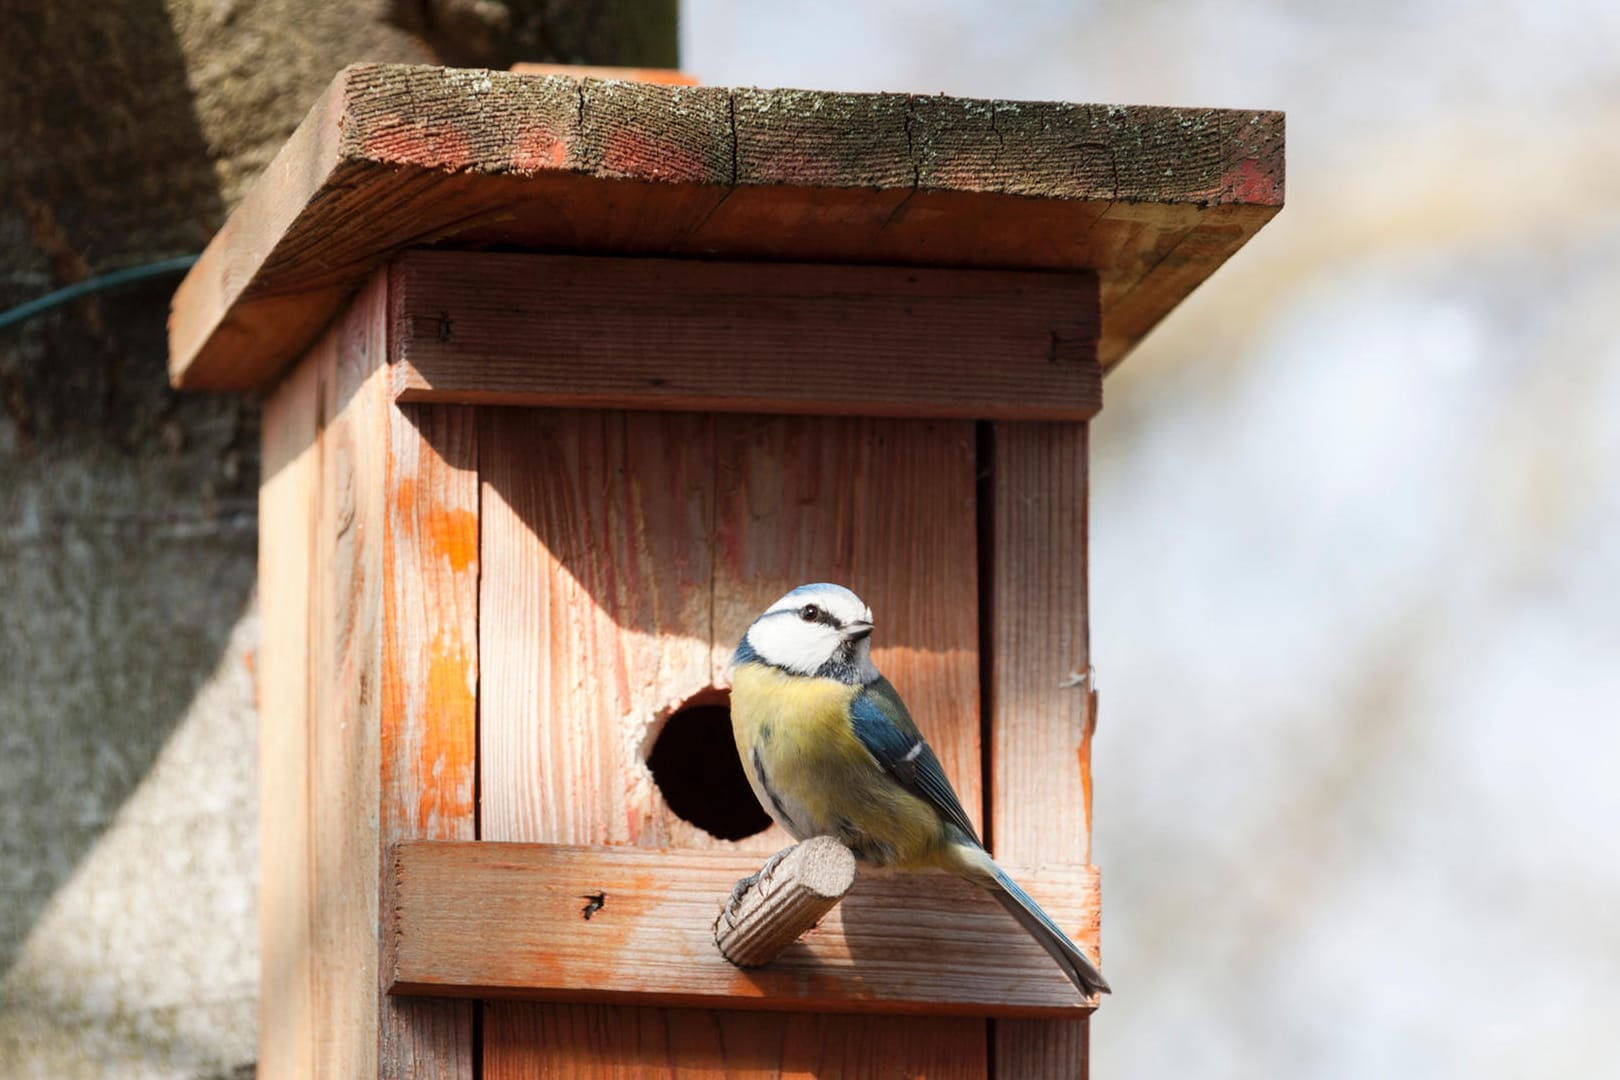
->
<box><xmin>843</xmin><ymin>621</ymin><xmax>874</xmax><ymax>641</ymax></box>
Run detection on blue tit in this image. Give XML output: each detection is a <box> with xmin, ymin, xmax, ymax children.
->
<box><xmin>728</xmin><ymin>582</ymin><xmax>1111</xmax><ymax>997</ymax></box>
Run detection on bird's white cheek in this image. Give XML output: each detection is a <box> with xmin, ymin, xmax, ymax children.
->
<box><xmin>749</xmin><ymin>619</ymin><xmax>835</xmax><ymax>675</ymax></box>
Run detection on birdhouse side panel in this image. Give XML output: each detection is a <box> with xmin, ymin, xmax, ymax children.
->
<box><xmin>258</xmin><ymin>329</ymin><xmax>322</xmax><ymax>1080</ymax></box>
<box><xmin>258</xmin><ymin>274</ymin><xmax>486</xmax><ymax>1080</ymax></box>
<box><xmin>306</xmin><ymin>281</ymin><xmax>391</xmax><ymax>1080</ymax></box>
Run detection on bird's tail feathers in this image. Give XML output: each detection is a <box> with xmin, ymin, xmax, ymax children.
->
<box><xmin>980</xmin><ymin>857</ymin><xmax>1111</xmax><ymax>997</ymax></box>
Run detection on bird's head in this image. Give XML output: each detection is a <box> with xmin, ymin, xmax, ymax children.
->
<box><xmin>738</xmin><ymin>582</ymin><xmax>878</xmax><ymax>684</ymax></box>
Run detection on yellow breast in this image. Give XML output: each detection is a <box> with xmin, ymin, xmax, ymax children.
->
<box><xmin>731</xmin><ymin>662</ymin><xmax>859</xmax><ymax>751</ymax></box>
<box><xmin>728</xmin><ymin>662</ymin><xmax>946</xmax><ymax>868</ymax></box>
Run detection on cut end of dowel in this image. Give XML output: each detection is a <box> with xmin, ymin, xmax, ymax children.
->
<box><xmin>713</xmin><ymin>837</ymin><xmax>857</xmax><ymax>969</ymax></box>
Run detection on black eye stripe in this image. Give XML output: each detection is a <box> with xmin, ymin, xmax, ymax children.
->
<box><xmin>800</xmin><ymin>603</ymin><xmax>841</xmax><ymax>627</ymax></box>
<box><xmin>779</xmin><ymin>602</ymin><xmax>842</xmax><ymax>629</ymax></box>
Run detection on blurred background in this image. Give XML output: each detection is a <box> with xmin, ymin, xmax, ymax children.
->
<box><xmin>3</xmin><ymin>1</ymin><xmax>1616</xmax><ymax>1075</ymax></box>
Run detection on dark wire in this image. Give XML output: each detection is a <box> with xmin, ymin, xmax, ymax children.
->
<box><xmin>0</xmin><ymin>255</ymin><xmax>200</xmax><ymax>332</ymax></box>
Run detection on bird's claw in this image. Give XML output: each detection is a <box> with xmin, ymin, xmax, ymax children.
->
<box><xmin>722</xmin><ymin>846</ymin><xmax>793</xmax><ymax>928</ymax></box>
<box><xmin>723</xmin><ymin>872</ymin><xmax>759</xmax><ymax>927</ymax></box>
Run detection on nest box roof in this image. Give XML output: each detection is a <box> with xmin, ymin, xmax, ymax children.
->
<box><xmin>168</xmin><ymin>63</ymin><xmax>1283</xmax><ymax>393</ymax></box>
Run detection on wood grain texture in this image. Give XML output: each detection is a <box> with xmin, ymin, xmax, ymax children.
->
<box><xmin>986</xmin><ymin>421</ymin><xmax>1097</xmax><ymax>1078</ymax></box>
<box><xmin>387</xmin><ymin>841</ymin><xmax>1098</xmax><ymax>1016</ymax></box>
<box><xmin>168</xmin><ymin>62</ymin><xmax>1283</xmax><ymax>391</ymax></box>
<box><xmin>713</xmin><ymin>838</ymin><xmax>857</xmax><ymax>968</ymax></box>
<box><xmin>305</xmin><ymin>275</ymin><xmax>391</xmax><ymax>1079</ymax></box>
<box><xmin>258</xmin><ymin>274</ymin><xmax>481</xmax><ymax>1076</ymax></box>
<box><xmin>481</xmin><ymin>1007</ymin><xmax>985</xmax><ymax>1080</ymax></box>
<box><xmin>478</xmin><ymin>408</ymin><xmax>717</xmax><ymax>853</ymax></box>
<box><xmin>478</xmin><ymin>410</ymin><xmax>987</xmax><ymax>1075</ymax></box>
<box><xmin>378</xmin><ymin>400</ymin><xmax>480</xmax><ymax>1075</ymax></box>
<box><xmin>708</xmin><ymin>414</ymin><xmax>989</xmax><ymax>1076</ymax></box>
<box><xmin>382</xmin><ymin>405</ymin><xmax>479</xmax><ymax>843</ymax></box>
<box><xmin>257</xmin><ymin>334</ymin><xmax>321</xmax><ymax>1080</ymax></box>
<box><xmin>478</xmin><ymin>407</ymin><xmax>740</xmax><ymax>1075</ymax></box>
<box><xmin>390</xmin><ymin>251</ymin><xmax>1101</xmax><ymax>420</ymax></box>
<box><xmin>711</xmin><ymin>416</ymin><xmax>985</xmax><ymax>830</ymax></box>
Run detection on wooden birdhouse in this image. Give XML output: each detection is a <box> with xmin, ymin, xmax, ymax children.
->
<box><xmin>170</xmin><ymin>64</ymin><xmax>1282</xmax><ymax>1079</ymax></box>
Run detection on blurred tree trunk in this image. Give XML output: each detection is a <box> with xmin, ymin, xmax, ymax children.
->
<box><xmin>0</xmin><ymin>1</ymin><xmax>675</xmax><ymax>1072</ymax></box>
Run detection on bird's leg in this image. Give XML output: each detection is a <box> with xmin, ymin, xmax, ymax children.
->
<box><xmin>722</xmin><ymin>875</ymin><xmax>755</xmax><ymax>925</ymax></box>
<box><xmin>722</xmin><ymin>844</ymin><xmax>794</xmax><ymax>927</ymax></box>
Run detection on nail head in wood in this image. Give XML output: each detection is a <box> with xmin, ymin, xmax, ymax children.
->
<box><xmin>713</xmin><ymin>837</ymin><xmax>857</xmax><ymax>968</ymax></box>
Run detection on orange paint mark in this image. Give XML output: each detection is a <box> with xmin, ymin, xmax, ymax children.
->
<box><xmin>417</xmin><ymin>635</ymin><xmax>477</xmax><ymax>830</ymax></box>
<box><xmin>511</xmin><ymin>127</ymin><xmax>570</xmax><ymax>173</ymax></box>
<box><xmin>425</xmin><ymin>635</ymin><xmax>475</xmax><ymax>712</ymax></box>
<box><xmin>363</xmin><ymin>119</ymin><xmax>476</xmax><ymax>170</ymax></box>
<box><xmin>395</xmin><ymin>476</ymin><xmax>417</xmax><ymax>519</ymax></box>
<box><xmin>1227</xmin><ymin>155</ymin><xmax>1283</xmax><ymax>205</ymax></box>
<box><xmin>427</xmin><ymin>507</ymin><xmax>478</xmax><ymax>574</ymax></box>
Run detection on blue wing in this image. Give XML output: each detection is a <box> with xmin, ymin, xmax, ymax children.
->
<box><xmin>849</xmin><ymin>678</ymin><xmax>981</xmax><ymax>846</ymax></box>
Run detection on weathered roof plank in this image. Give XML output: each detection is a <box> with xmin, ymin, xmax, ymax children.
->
<box><xmin>169</xmin><ymin>63</ymin><xmax>1282</xmax><ymax>391</ymax></box>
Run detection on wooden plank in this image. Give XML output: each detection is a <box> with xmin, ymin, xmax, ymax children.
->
<box><xmin>305</xmin><ymin>274</ymin><xmax>392</xmax><ymax>1079</ymax></box>
<box><xmin>478</xmin><ymin>407</ymin><xmax>740</xmax><ymax>1076</ymax></box>
<box><xmin>711</xmin><ymin>414</ymin><xmax>989</xmax><ymax>1076</ymax></box>
<box><xmin>986</xmin><ymin>421</ymin><xmax>1098</xmax><ymax>1077</ymax></box>
<box><xmin>257</xmin><ymin>337</ymin><xmax>321</xmax><ymax>1080</ymax></box>
<box><xmin>259</xmin><ymin>272</ymin><xmax>481</xmax><ymax>1076</ymax></box>
<box><xmin>481</xmin><ymin>1008</ymin><xmax>985</xmax><ymax>1080</ymax></box>
<box><xmin>168</xmin><ymin>74</ymin><xmax>356</xmax><ymax>394</ymax></box>
<box><xmin>387</xmin><ymin>841</ymin><xmax>1100</xmax><ymax>1017</ymax></box>
<box><xmin>378</xmin><ymin>399</ymin><xmax>480</xmax><ymax>1074</ymax></box>
<box><xmin>987</xmin><ymin>423</ymin><xmax>1095</xmax><ymax>862</ymax></box>
<box><xmin>168</xmin><ymin>63</ymin><xmax>1283</xmax><ymax>392</ymax></box>
<box><xmin>711</xmin><ymin>415</ymin><xmax>985</xmax><ymax>833</ymax></box>
<box><xmin>391</xmin><ymin>252</ymin><xmax>1102</xmax><ymax>420</ymax></box>
<box><xmin>478</xmin><ymin>408</ymin><xmax>718</xmax><ymax>852</ymax></box>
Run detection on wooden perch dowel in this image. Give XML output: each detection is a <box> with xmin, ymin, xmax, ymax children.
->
<box><xmin>713</xmin><ymin>838</ymin><xmax>857</xmax><ymax>968</ymax></box>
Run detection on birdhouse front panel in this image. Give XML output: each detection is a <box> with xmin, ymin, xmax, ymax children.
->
<box><xmin>251</xmin><ymin>253</ymin><xmax>1109</xmax><ymax>1077</ymax></box>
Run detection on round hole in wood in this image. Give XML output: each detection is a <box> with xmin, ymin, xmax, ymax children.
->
<box><xmin>646</xmin><ymin>689</ymin><xmax>772</xmax><ymax>842</ymax></box>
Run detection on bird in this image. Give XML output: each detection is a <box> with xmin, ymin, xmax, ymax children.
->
<box><xmin>726</xmin><ymin>581</ymin><xmax>1110</xmax><ymax>997</ymax></box>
